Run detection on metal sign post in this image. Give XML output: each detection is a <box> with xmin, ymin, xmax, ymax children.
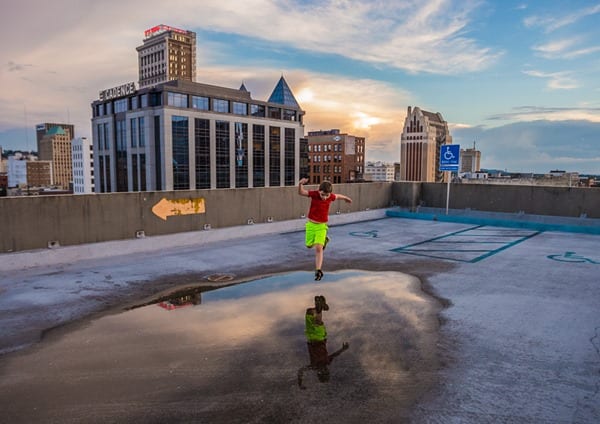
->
<box><xmin>446</xmin><ymin>172</ymin><xmax>451</xmax><ymax>215</ymax></box>
<box><xmin>439</xmin><ymin>144</ymin><xmax>460</xmax><ymax>215</ymax></box>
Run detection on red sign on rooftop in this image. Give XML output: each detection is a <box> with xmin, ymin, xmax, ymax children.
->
<box><xmin>144</xmin><ymin>24</ymin><xmax>188</xmax><ymax>37</ymax></box>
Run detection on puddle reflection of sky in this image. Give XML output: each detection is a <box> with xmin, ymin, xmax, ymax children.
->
<box><xmin>0</xmin><ymin>270</ymin><xmax>441</xmax><ymax>423</ymax></box>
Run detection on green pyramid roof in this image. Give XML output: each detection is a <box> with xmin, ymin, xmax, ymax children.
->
<box><xmin>46</xmin><ymin>126</ymin><xmax>66</xmax><ymax>136</ymax></box>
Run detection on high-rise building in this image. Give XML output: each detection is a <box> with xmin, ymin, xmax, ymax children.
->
<box><xmin>460</xmin><ymin>142</ymin><xmax>481</xmax><ymax>173</ymax></box>
<box><xmin>72</xmin><ymin>137</ymin><xmax>95</xmax><ymax>194</ymax></box>
<box><xmin>306</xmin><ymin>129</ymin><xmax>365</xmax><ymax>184</ymax></box>
<box><xmin>400</xmin><ymin>106</ymin><xmax>452</xmax><ymax>182</ymax></box>
<box><xmin>36</xmin><ymin>123</ymin><xmax>75</xmax><ymax>154</ymax></box>
<box><xmin>91</xmin><ymin>76</ymin><xmax>305</xmax><ymax>192</ymax></box>
<box><xmin>37</xmin><ymin>124</ymin><xmax>74</xmax><ymax>189</ymax></box>
<box><xmin>137</xmin><ymin>24</ymin><xmax>196</xmax><ymax>88</ymax></box>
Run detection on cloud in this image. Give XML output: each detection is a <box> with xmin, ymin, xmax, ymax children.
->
<box><xmin>487</xmin><ymin>105</ymin><xmax>600</xmax><ymax>123</ymax></box>
<box><xmin>522</xmin><ymin>70</ymin><xmax>579</xmax><ymax>90</ymax></box>
<box><xmin>0</xmin><ymin>0</ymin><xmax>497</xmax><ymax>139</ymax></box>
<box><xmin>199</xmin><ymin>67</ymin><xmax>412</xmax><ymax>161</ymax></box>
<box><xmin>533</xmin><ymin>37</ymin><xmax>600</xmax><ymax>60</ymax></box>
<box><xmin>1</xmin><ymin>0</ymin><xmax>498</xmax><ymax>76</ymax></box>
<box><xmin>451</xmin><ymin>120</ymin><xmax>600</xmax><ymax>174</ymax></box>
<box><xmin>523</xmin><ymin>4</ymin><xmax>600</xmax><ymax>32</ymax></box>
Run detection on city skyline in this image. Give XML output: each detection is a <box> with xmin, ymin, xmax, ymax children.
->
<box><xmin>1</xmin><ymin>0</ymin><xmax>599</xmax><ymax>174</ymax></box>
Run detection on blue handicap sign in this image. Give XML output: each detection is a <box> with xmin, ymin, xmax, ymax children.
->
<box><xmin>439</xmin><ymin>144</ymin><xmax>460</xmax><ymax>171</ymax></box>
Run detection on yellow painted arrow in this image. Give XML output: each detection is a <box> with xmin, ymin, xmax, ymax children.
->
<box><xmin>152</xmin><ymin>197</ymin><xmax>206</xmax><ymax>221</ymax></box>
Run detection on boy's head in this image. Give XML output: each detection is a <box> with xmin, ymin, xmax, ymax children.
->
<box><xmin>318</xmin><ymin>181</ymin><xmax>333</xmax><ymax>200</ymax></box>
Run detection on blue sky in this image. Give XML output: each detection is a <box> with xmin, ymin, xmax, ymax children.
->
<box><xmin>1</xmin><ymin>0</ymin><xmax>599</xmax><ymax>174</ymax></box>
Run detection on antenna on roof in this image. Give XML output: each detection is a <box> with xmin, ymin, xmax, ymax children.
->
<box><xmin>24</xmin><ymin>105</ymin><xmax>29</xmax><ymax>152</ymax></box>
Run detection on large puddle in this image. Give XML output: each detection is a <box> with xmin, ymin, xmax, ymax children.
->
<box><xmin>0</xmin><ymin>270</ymin><xmax>443</xmax><ymax>423</ymax></box>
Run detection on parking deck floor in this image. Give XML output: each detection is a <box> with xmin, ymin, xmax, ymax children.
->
<box><xmin>0</xmin><ymin>212</ymin><xmax>598</xmax><ymax>422</ymax></box>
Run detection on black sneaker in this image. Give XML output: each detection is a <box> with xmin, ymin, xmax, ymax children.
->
<box><xmin>323</xmin><ymin>236</ymin><xmax>330</xmax><ymax>250</ymax></box>
<box><xmin>315</xmin><ymin>269</ymin><xmax>324</xmax><ymax>281</ymax></box>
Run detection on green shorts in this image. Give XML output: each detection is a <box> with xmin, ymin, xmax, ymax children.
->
<box><xmin>305</xmin><ymin>221</ymin><xmax>328</xmax><ymax>248</ymax></box>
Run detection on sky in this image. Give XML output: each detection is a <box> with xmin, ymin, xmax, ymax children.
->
<box><xmin>1</xmin><ymin>0</ymin><xmax>599</xmax><ymax>174</ymax></box>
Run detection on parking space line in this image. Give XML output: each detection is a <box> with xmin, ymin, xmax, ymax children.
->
<box><xmin>391</xmin><ymin>226</ymin><xmax>541</xmax><ymax>263</ymax></box>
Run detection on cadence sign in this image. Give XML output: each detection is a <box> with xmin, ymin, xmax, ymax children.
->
<box><xmin>99</xmin><ymin>82</ymin><xmax>136</xmax><ymax>101</ymax></box>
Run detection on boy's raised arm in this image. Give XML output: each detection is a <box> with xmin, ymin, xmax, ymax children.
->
<box><xmin>336</xmin><ymin>194</ymin><xmax>352</xmax><ymax>203</ymax></box>
<box><xmin>298</xmin><ymin>178</ymin><xmax>309</xmax><ymax>196</ymax></box>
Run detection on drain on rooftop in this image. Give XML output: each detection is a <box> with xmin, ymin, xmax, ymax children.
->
<box><xmin>206</xmin><ymin>273</ymin><xmax>235</xmax><ymax>282</ymax></box>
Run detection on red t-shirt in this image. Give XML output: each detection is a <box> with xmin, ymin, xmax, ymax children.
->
<box><xmin>307</xmin><ymin>190</ymin><xmax>337</xmax><ymax>223</ymax></box>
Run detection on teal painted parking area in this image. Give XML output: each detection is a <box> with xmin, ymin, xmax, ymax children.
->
<box><xmin>385</xmin><ymin>209</ymin><xmax>600</xmax><ymax>235</ymax></box>
<box><xmin>390</xmin><ymin>226</ymin><xmax>541</xmax><ymax>263</ymax></box>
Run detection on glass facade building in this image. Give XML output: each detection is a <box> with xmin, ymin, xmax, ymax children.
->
<box><xmin>91</xmin><ymin>78</ymin><xmax>305</xmax><ymax>192</ymax></box>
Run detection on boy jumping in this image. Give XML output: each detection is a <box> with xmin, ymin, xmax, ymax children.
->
<box><xmin>298</xmin><ymin>178</ymin><xmax>352</xmax><ymax>280</ymax></box>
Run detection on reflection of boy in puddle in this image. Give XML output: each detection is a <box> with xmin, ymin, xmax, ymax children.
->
<box><xmin>298</xmin><ymin>295</ymin><xmax>349</xmax><ymax>389</ymax></box>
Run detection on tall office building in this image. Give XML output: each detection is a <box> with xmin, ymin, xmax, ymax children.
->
<box><xmin>36</xmin><ymin>123</ymin><xmax>75</xmax><ymax>154</ymax></box>
<box><xmin>72</xmin><ymin>137</ymin><xmax>95</xmax><ymax>194</ymax></box>
<box><xmin>460</xmin><ymin>142</ymin><xmax>482</xmax><ymax>173</ymax></box>
<box><xmin>400</xmin><ymin>106</ymin><xmax>452</xmax><ymax>182</ymax></box>
<box><xmin>37</xmin><ymin>124</ymin><xmax>74</xmax><ymax>189</ymax></box>
<box><xmin>137</xmin><ymin>25</ymin><xmax>196</xmax><ymax>88</ymax></box>
<box><xmin>306</xmin><ymin>129</ymin><xmax>365</xmax><ymax>184</ymax></box>
<box><xmin>91</xmin><ymin>76</ymin><xmax>305</xmax><ymax>192</ymax></box>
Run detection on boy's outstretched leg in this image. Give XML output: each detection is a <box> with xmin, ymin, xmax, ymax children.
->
<box><xmin>314</xmin><ymin>244</ymin><xmax>324</xmax><ymax>280</ymax></box>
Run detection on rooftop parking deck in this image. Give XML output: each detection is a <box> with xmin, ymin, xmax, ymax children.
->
<box><xmin>0</xmin><ymin>210</ymin><xmax>598</xmax><ymax>422</ymax></box>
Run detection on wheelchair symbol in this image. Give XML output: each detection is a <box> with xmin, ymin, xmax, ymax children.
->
<box><xmin>443</xmin><ymin>147</ymin><xmax>455</xmax><ymax>161</ymax></box>
<box><xmin>547</xmin><ymin>251</ymin><xmax>599</xmax><ymax>264</ymax></box>
<box><xmin>349</xmin><ymin>230</ymin><xmax>379</xmax><ymax>238</ymax></box>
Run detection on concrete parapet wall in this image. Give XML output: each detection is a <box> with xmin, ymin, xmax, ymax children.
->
<box><xmin>1</xmin><ymin>181</ymin><xmax>597</xmax><ymax>253</ymax></box>
<box><xmin>0</xmin><ymin>183</ymin><xmax>392</xmax><ymax>253</ymax></box>
<box><xmin>418</xmin><ymin>183</ymin><xmax>599</xmax><ymax>218</ymax></box>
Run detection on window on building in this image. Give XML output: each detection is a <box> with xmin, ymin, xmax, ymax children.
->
<box><xmin>269</xmin><ymin>126</ymin><xmax>281</xmax><ymax>186</ymax></box>
<box><xmin>268</xmin><ymin>107</ymin><xmax>281</xmax><ymax>120</ymax></box>
<box><xmin>213</xmin><ymin>99</ymin><xmax>229</xmax><ymax>113</ymax></box>
<box><xmin>283</xmin><ymin>109</ymin><xmax>296</xmax><ymax>121</ymax></box>
<box><xmin>195</xmin><ymin>118</ymin><xmax>210</xmax><ymax>189</ymax></box>
<box><xmin>138</xmin><ymin>117</ymin><xmax>145</xmax><ymax>147</ymax></box>
<box><xmin>140</xmin><ymin>153</ymin><xmax>147</xmax><ymax>191</ymax></box>
<box><xmin>192</xmin><ymin>96</ymin><xmax>209</xmax><ymax>110</ymax></box>
<box><xmin>114</xmin><ymin>98</ymin><xmax>128</xmax><ymax>113</ymax></box>
<box><xmin>233</xmin><ymin>102</ymin><xmax>248</xmax><ymax>116</ymax></box>
<box><xmin>130</xmin><ymin>118</ymin><xmax>137</xmax><ymax>148</ymax></box>
<box><xmin>115</xmin><ymin>119</ymin><xmax>128</xmax><ymax>192</ymax></box>
<box><xmin>132</xmin><ymin>154</ymin><xmax>139</xmax><ymax>191</ymax></box>
<box><xmin>253</xmin><ymin>125</ymin><xmax>265</xmax><ymax>187</ymax></box>
<box><xmin>251</xmin><ymin>104</ymin><xmax>265</xmax><ymax>117</ymax></box>
<box><xmin>235</xmin><ymin>122</ymin><xmax>248</xmax><ymax>188</ymax></box>
<box><xmin>284</xmin><ymin>128</ymin><xmax>295</xmax><ymax>186</ymax></box>
<box><xmin>216</xmin><ymin>120</ymin><xmax>230</xmax><ymax>188</ymax></box>
<box><xmin>167</xmin><ymin>92</ymin><xmax>188</xmax><ymax>108</ymax></box>
<box><xmin>172</xmin><ymin>116</ymin><xmax>189</xmax><ymax>190</ymax></box>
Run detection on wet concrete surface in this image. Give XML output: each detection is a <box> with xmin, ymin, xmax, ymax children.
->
<box><xmin>1</xmin><ymin>214</ymin><xmax>599</xmax><ymax>422</ymax></box>
<box><xmin>0</xmin><ymin>270</ymin><xmax>442</xmax><ymax>423</ymax></box>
